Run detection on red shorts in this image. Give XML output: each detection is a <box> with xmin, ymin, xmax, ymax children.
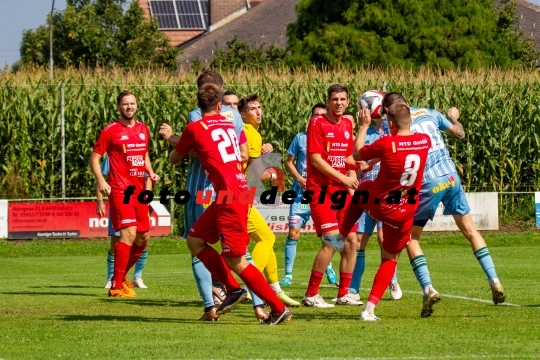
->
<box><xmin>109</xmin><ymin>193</ymin><xmax>150</xmax><ymax>233</ymax></box>
<box><xmin>189</xmin><ymin>202</ymin><xmax>250</xmax><ymax>257</ymax></box>
<box><xmin>358</xmin><ymin>181</ymin><xmax>413</xmax><ymax>254</ymax></box>
<box><xmin>310</xmin><ymin>187</ymin><xmax>356</xmax><ymax>237</ymax></box>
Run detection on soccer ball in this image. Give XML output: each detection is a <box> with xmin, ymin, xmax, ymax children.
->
<box><xmin>358</xmin><ymin>90</ymin><xmax>385</xmax><ymax>120</ymax></box>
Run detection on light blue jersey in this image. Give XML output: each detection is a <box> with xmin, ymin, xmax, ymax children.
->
<box><xmin>360</xmin><ymin>120</ymin><xmax>390</xmax><ymax>182</ymax></box>
<box><xmin>287</xmin><ymin>132</ymin><xmax>307</xmax><ymax>199</ymax></box>
<box><xmin>184</xmin><ymin>105</ymin><xmax>245</xmax><ymax>237</ymax></box>
<box><xmin>410</xmin><ymin>107</ymin><xmax>457</xmax><ymax>181</ymax></box>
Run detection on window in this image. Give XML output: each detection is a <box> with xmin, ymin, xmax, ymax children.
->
<box><xmin>149</xmin><ymin>0</ymin><xmax>209</xmax><ymax>30</ymax></box>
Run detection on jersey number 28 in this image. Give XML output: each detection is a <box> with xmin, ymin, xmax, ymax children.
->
<box><xmin>211</xmin><ymin>128</ymin><xmax>242</xmax><ymax>163</ymax></box>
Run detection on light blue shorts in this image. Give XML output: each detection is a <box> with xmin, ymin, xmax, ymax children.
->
<box><xmin>288</xmin><ymin>201</ymin><xmax>311</xmax><ymax>229</ymax></box>
<box><xmin>414</xmin><ymin>172</ymin><xmax>470</xmax><ymax>222</ymax></box>
<box><xmin>356</xmin><ymin>211</ymin><xmax>382</xmax><ymax>235</ymax></box>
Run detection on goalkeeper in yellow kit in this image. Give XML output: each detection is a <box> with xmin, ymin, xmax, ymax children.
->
<box><xmin>238</xmin><ymin>94</ymin><xmax>300</xmax><ymax>310</ymax></box>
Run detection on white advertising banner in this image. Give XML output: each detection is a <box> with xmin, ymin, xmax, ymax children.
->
<box><xmin>535</xmin><ymin>192</ymin><xmax>540</xmax><ymax>229</ymax></box>
<box><xmin>0</xmin><ymin>200</ymin><xmax>7</xmax><ymax>238</ymax></box>
<box><xmin>253</xmin><ymin>192</ymin><xmax>498</xmax><ymax>232</ymax></box>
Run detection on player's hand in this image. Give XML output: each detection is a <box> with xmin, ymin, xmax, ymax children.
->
<box><xmin>98</xmin><ymin>180</ymin><xmax>111</xmax><ymax>196</ymax></box>
<box><xmin>340</xmin><ymin>175</ymin><xmax>359</xmax><ymax>190</ymax></box>
<box><xmin>447</xmin><ymin>107</ymin><xmax>460</xmax><ymax>122</ymax></box>
<box><xmin>188</xmin><ymin>148</ymin><xmax>198</xmax><ymax>157</ymax></box>
<box><xmin>358</xmin><ymin>108</ymin><xmax>371</xmax><ymax>127</ymax></box>
<box><xmin>261</xmin><ymin>143</ymin><xmax>273</xmax><ymax>155</ymax></box>
<box><xmin>266</xmin><ymin>166</ymin><xmax>285</xmax><ymax>192</ymax></box>
<box><xmin>159</xmin><ymin>123</ymin><xmax>174</xmax><ymax>141</ymax></box>
<box><xmin>96</xmin><ymin>200</ymin><xmax>106</xmax><ymax>218</ymax></box>
<box><xmin>299</xmin><ymin>177</ymin><xmax>307</xmax><ymax>190</ymax></box>
<box><xmin>149</xmin><ymin>173</ymin><xmax>160</xmax><ymax>184</ymax></box>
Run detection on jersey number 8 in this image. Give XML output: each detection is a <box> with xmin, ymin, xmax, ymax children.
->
<box><xmin>400</xmin><ymin>154</ymin><xmax>420</xmax><ymax>187</ymax></box>
<box><xmin>211</xmin><ymin>128</ymin><xmax>242</xmax><ymax>163</ymax></box>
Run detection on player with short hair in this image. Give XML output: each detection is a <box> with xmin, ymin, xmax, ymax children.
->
<box><xmin>238</xmin><ymin>94</ymin><xmax>301</xmax><ymax>307</ymax></box>
<box><xmin>338</xmin><ymin>103</ymin><xmax>431</xmax><ymax>321</ymax></box>
<box><xmin>381</xmin><ymin>92</ymin><xmax>506</xmax><ymax>316</ymax></box>
<box><xmin>281</xmin><ymin>103</ymin><xmax>339</xmax><ymax>287</ymax></box>
<box><xmin>90</xmin><ymin>90</ymin><xmax>160</xmax><ymax>298</ymax></box>
<box><xmin>169</xmin><ymin>83</ymin><xmax>292</xmax><ymax>325</ymax></box>
<box><xmin>159</xmin><ymin>70</ymin><xmax>250</xmax><ymax>321</ymax></box>
<box><xmin>302</xmin><ymin>84</ymin><xmax>362</xmax><ymax>308</ymax></box>
<box><xmin>96</xmin><ymin>155</ymin><xmax>151</xmax><ymax>289</ymax></box>
<box><xmin>348</xmin><ymin>113</ymin><xmax>403</xmax><ymax>302</ymax></box>
<box><xmin>222</xmin><ymin>91</ymin><xmax>239</xmax><ymax>110</ymax></box>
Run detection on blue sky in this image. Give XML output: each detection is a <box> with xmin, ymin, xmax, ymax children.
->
<box><xmin>2</xmin><ymin>0</ymin><xmax>540</xmax><ymax>67</ymax></box>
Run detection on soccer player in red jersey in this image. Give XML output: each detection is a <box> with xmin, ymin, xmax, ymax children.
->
<box><xmin>338</xmin><ymin>103</ymin><xmax>431</xmax><ymax>321</ymax></box>
<box><xmin>89</xmin><ymin>91</ymin><xmax>160</xmax><ymax>298</ymax></box>
<box><xmin>302</xmin><ymin>84</ymin><xmax>362</xmax><ymax>308</ymax></box>
<box><xmin>169</xmin><ymin>83</ymin><xmax>292</xmax><ymax>325</ymax></box>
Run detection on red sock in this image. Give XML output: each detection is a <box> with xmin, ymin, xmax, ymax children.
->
<box><xmin>125</xmin><ymin>243</ymin><xmax>145</xmax><ymax>274</ymax></box>
<box><xmin>338</xmin><ymin>272</ymin><xmax>353</xmax><ymax>298</ymax></box>
<box><xmin>239</xmin><ymin>264</ymin><xmax>285</xmax><ymax>314</ymax></box>
<box><xmin>112</xmin><ymin>242</ymin><xmax>131</xmax><ymax>289</ymax></box>
<box><xmin>197</xmin><ymin>246</ymin><xmax>240</xmax><ymax>292</ymax></box>
<box><xmin>305</xmin><ymin>270</ymin><xmax>324</xmax><ymax>297</ymax></box>
<box><xmin>367</xmin><ymin>259</ymin><xmax>397</xmax><ymax>305</ymax></box>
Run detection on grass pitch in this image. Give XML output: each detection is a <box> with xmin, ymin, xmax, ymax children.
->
<box><xmin>1</xmin><ymin>232</ymin><xmax>540</xmax><ymax>359</ymax></box>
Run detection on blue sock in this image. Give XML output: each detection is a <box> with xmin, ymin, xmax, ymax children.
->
<box><xmin>191</xmin><ymin>256</ymin><xmax>214</xmax><ymax>309</ymax></box>
<box><xmin>392</xmin><ymin>266</ymin><xmax>398</xmax><ymax>283</ymax></box>
<box><xmin>133</xmin><ymin>250</ymin><xmax>148</xmax><ymax>279</ymax></box>
<box><xmin>245</xmin><ymin>250</ymin><xmax>265</xmax><ymax>307</ymax></box>
<box><xmin>350</xmin><ymin>250</ymin><xmax>365</xmax><ymax>294</ymax></box>
<box><xmin>284</xmin><ymin>238</ymin><xmax>298</xmax><ymax>276</ymax></box>
<box><xmin>411</xmin><ymin>255</ymin><xmax>432</xmax><ymax>289</ymax></box>
<box><xmin>106</xmin><ymin>252</ymin><xmax>114</xmax><ymax>282</ymax></box>
<box><xmin>474</xmin><ymin>247</ymin><xmax>498</xmax><ymax>280</ymax></box>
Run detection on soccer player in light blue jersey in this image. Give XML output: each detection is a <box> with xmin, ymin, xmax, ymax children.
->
<box><xmin>280</xmin><ymin>103</ymin><xmax>339</xmax><ymax>287</ymax></box>
<box><xmin>346</xmin><ymin>113</ymin><xmax>402</xmax><ymax>303</ymax></box>
<box><xmin>382</xmin><ymin>92</ymin><xmax>506</xmax><ymax>318</ymax></box>
<box><xmin>97</xmin><ymin>154</ymin><xmax>150</xmax><ymax>289</ymax></box>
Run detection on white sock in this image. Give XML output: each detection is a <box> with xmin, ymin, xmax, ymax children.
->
<box><xmin>270</xmin><ymin>282</ymin><xmax>282</xmax><ymax>294</ymax></box>
<box><xmin>423</xmin><ymin>285</ymin><xmax>432</xmax><ymax>296</ymax></box>
<box><xmin>326</xmin><ymin>263</ymin><xmax>333</xmax><ymax>270</ymax></box>
<box><xmin>489</xmin><ymin>277</ymin><xmax>500</xmax><ymax>287</ymax></box>
<box><xmin>364</xmin><ymin>301</ymin><xmax>376</xmax><ymax>314</ymax></box>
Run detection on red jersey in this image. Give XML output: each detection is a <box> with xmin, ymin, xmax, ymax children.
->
<box><xmin>360</xmin><ymin>133</ymin><xmax>431</xmax><ymax>221</ymax></box>
<box><xmin>93</xmin><ymin>121</ymin><xmax>150</xmax><ymax>196</ymax></box>
<box><xmin>306</xmin><ymin>114</ymin><xmax>354</xmax><ymax>191</ymax></box>
<box><xmin>175</xmin><ymin>114</ymin><xmax>248</xmax><ymax>198</ymax></box>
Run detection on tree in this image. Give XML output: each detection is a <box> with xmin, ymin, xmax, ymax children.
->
<box><xmin>286</xmin><ymin>0</ymin><xmax>538</xmax><ymax>70</ymax></box>
<box><xmin>208</xmin><ymin>37</ymin><xmax>287</xmax><ymax>71</ymax></box>
<box><xmin>20</xmin><ymin>0</ymin><xmax>179</xmax><ymax>70</ymax></box>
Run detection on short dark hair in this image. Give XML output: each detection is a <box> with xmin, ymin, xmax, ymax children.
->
<box><xmin>198</xmin><ymin>84</ymin><xmax>223</xmax><ymax>113</ymax></box>
<box><xmin>327</xmin><ymin>84</ymin><xmax>348</xmax><ymax>100</ymax></box>
<box><xmin>238</xmin><ymin>94</ymin><xmax>260</xmax><ymax>113</ymax></box>
<box><xmin>117</xmin><ymin>90</ymin><xmax>135</xmax><ymax>105</ymax></box>
<box><xmin>387</xmin><ymin>103</ymin><xmax>411</xmax><ymax>129</ymax></box>
<box><xmin>382</xmin><ymin>92</ymin><xmax>407</xmax><ymax>114</ymax></box>
<box><xmin>197</xmin><ymin>70</ymin><xmax>224</xmax><ymax>90</ymax></box>
<box><xmin>223</xmin><ymin>90</ymin><xmax>238</xmax><ymax>97</ymax></box>
<box><xmin>311</xmin><ymin>103</ymin><xmax>328</xmax><ymax>117</ymax></box>
<box><xmin>343</xmin><ymin>110</ymin><xmax>354</xmax><ymax>117</ymax></box>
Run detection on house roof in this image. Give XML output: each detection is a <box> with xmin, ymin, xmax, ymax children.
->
<box><xmin>178</xmin><ymin>0</ymin><xmax>300</xmax><ymax>67</ymax></box>
<box><xmin>513</xmin><ymin>0</ymin><xmax>540</xmax><ymax>53</ymax></box>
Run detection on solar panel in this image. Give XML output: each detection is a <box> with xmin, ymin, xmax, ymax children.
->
<box><xmin>149</xmin><ymin>0</ymin><xmax>208</xmax><ymax>30</ymax></box>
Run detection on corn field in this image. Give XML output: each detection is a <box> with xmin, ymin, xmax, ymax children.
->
<box><xmin>0</xmin><ymin>67</ymin><xmax>539</xmax><ymax>229</ymax></box>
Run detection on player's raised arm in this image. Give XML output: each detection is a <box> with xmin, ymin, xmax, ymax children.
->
<box><xmin>159</xmin><ymin>123</ymin><xmax>181</xmax><ymax>144</ymax></box>
<box><xmin>444</xmin><ymin>107</ymin><xmax>465</xmax><ymax>139</ymax></box>
<box><xmin>353</xmin><ymin>108</ymin><xmax>372</xmax><ymax>161</ymax></box>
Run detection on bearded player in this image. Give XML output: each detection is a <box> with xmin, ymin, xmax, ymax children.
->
<box><xmin>337</xmin><ymin>103</ymin><xmax>431</xmax><ymax>320</ymax></box>
<box><xmin>169</xmin><ymin>83</ymin><xmax>292</xmax><ymax>325</ymax></box>
<box><xmin>90</xmin><ymin>91</ymin><xmax>160</xmax><ymax>297</ymax></box>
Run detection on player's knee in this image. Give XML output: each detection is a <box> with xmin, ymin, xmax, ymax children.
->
<box><xmin>134</xmin><ymin>232</ymin><xmax>149</xmax><ymax>246</ymax></box>
<box><xmin>186</xmin><ymin>236</ymin><xmax>205</xmax><ymax>254</ymax></box>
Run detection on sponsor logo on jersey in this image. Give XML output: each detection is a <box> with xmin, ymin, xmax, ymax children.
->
<box><xmin>121</xmin><ymin>135</ymin><xmax>129</xmax><ymax>140</ymax></box>
<box><xmin>127</xmin><ymin>155</ymin><xmax>144</xmax><ymax>166</ymax></box>
<box><xmin>410</xmin><ymin>108</ymin><xmax>430</xmax><ymax>118</ymax></box>
<box><xmin>326</xmin><ymin>132</ymin><xmax>335</xmax><ymax>138</ymax></box>
<box><xmin>327</xmin><ymin>155</ymin><xmax>345</xmax><ymax>168</ymax></box>
<box><xmin>220</xmin><ymin>111</ymin><xmax>235</xmax><ymax>122</ymax></box>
